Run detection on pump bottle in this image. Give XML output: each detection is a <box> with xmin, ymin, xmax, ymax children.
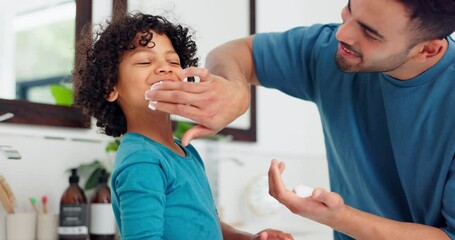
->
<box><xmin>90</xmin><ymin>169</ymin><xmax>116</xmax><ymax>240</ymax></box>
<box><xmin>58</xmin><ymin>168</ymin><xmax>88</xmax><ymax>240</ymax></box>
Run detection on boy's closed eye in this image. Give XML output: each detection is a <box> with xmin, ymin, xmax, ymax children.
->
<box><xmin>132</xmin><ymin>56</ymin><xmax>152</xmax><ymax>65</ymax></box>
<box><xmin>137</xmin><ymin>61</ymin><xmax>152</xmax><ymax>65</ymax></box>
<box><xmin>135</xmin><ymin>61</ymin><xmax>180</xmax><ymax>66</ymax></box>
<box><xmin>169</xmin><ymin>60</ymin><xmax>181</xmax><ymax>65</ymax></box>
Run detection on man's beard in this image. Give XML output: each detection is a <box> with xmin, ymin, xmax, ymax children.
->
<box><xmin>335</xmin><ymin>47</ymin><xmax>411</xmax><ymax>73</ymax></box>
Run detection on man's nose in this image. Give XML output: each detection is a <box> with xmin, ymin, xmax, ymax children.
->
<box><xmin>336</xmin><ymin>20</ymin><xmax>357</xmax><ymax>45</ymax></box>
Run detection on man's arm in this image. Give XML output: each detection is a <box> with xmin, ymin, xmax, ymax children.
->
<box><xmin>268</xmin><ymin>159</ymin><xmax>451</xmax><ymax>240</ymax></box>
<box><xmin>145</xmin><ymin>36</ymin><xmax>259</xmax><ymax>145</ymax></box>
<box><xmin>205</xmin><ymin>36</ymin><xmax>260</xmax><ymax>86</ymax></box>
<box><xmin>336</xmin><ymin>205</ymin><xmax>450</xmax><ymax>240</ymax></box>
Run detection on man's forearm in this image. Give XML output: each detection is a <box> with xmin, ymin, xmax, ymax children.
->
<box><xmin>205</xmin><ymin>36</ymin><xmax>259</xmax><ymax>86</ymax></box>
<box><xmin>334</xmin><ymin>206</ymin><xmax>450</xmax><ymax>240</ymax></box>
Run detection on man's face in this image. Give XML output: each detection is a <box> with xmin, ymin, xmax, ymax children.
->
<box><xmin>335</xmin><ymin>0</ymin><xmax>417</xmax><ymax>74</ymax></box>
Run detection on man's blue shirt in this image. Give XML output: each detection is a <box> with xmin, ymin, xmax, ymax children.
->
<box><xmin>254</xmin><ymin>24</ymin><xmax>455</xmax><ymax>239</ymax></box>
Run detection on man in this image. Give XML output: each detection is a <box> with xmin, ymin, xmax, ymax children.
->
<box><xmin>144</xmin><ymin>0</ymin><xmax>455</xmax><ymax>239</ymax></box>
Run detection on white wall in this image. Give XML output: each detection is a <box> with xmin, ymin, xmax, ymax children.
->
<box><xmin>0</xmin><ymin>1</ymin><xmax>347</xmax><ymax>240</ymax></box>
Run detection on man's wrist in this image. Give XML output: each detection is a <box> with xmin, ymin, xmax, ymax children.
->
<box><xmin>327</xmin><ymin>204</ymin><xmax>352</xmax><ymax>233</ymax></box>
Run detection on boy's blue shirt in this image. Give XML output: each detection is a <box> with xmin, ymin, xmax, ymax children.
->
<box><xmin>254</xmin><ymin>24</ymin><xmax>455</xmax><ymax>239</ymax></box>
<box><xmin>111</xmin><ymin>132</ymin><xmax>222</xmax><ymax>240</ymax></box>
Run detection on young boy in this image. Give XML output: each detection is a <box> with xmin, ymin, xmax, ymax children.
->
<box><xmin>73</xmin><ymin>12</ymin><xmax>293</xmax><ymax>240</ymax></box>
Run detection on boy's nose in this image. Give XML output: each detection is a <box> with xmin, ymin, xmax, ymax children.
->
<box><xmin>156</xmin><ymin>62</ymin><xmax>173</xmax><ymax>74</ymax></box>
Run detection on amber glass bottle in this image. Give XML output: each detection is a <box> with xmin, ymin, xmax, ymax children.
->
<box><xmin>58</xmin><ymin>168</ymin><xmax>88</xmax><ymax>240</ymax></box>
<box><xmin>90</xmin><ymin>169</ymin><xmax>116</xmax><ymax>240</ymax></box>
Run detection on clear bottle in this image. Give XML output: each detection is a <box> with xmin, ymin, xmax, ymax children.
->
<box><xmin>58</xmin><ymin>168</ymin><xmax>88</xmax><ymax>240</ymax></box>
<box><xmin>90</xmin><ymin>169</ymin><xmax>116</xmax><ymax>240</ymax></box>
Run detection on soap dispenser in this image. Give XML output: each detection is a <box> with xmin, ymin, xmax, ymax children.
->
<box><xmin>90</xmin><ymin>169</ymin><xmax>116</xmax><ymax>240</ymax></box>
<box><xmin>58</xmin><ymin>168</ymin><xmax>88</xmax><ymax>240</ymax></box>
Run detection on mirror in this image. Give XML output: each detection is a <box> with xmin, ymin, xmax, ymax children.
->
<box><xmin>0</xmin><ymin>0</ymin><xmax>91</xmax><ymax>128</ymax></box>
<box><xmin>0</xmin><ymin>0</ymin><xmax>257</xmax><ymax>142</ymax></box>
<box><xmin>10</xmin><ymin>0</ymin><xmax>76</xmax><ymax>104</ymax></box>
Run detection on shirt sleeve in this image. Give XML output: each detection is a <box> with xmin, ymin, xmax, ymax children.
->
<box><xmin>113</xmin><ymin>153</ymin><xmax>168</xmax><ymax>240</ymax></box>
<box><xmin>442</xmin><ymin>155</ymin><xmax>455</xmax><ymax>239</ymax></box>
<box><xmin>253</xmin><ymin>24</ymin><xmax>338</xmax><ymax>102</ymax></box>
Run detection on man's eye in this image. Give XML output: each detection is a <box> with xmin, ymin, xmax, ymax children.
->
<box><xmin>362</xmin><ymin>30</ymin><xmax>376</xmax><ymax>40</ymax></box>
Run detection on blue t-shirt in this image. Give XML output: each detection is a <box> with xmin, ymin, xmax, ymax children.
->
<box><xmin>110</xmin><ymin>132</ymin><xmax>222</xmax><ymax>240</ymax></box>
<box><xmin>254</xmin><ymin>24</ymin><xmax>455</xmax><ymax>240</ymax></box>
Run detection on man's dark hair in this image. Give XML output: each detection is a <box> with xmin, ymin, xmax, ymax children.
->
<box><xmin>73</xmin><ymin>12</ymin><xmax>198</xmax><ymax>137</ymax></box>
<box><xmin>399</xmin><ymin>0</ymin><xmax>455</xmax><ymax>42</ymax></box>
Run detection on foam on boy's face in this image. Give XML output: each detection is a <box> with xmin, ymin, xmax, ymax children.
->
<box><xmin>112</xmin><ymin>30</ymin><xmax>183</xmax><ymax>112</ymax></box>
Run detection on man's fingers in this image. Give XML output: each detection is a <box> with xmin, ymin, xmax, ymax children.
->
<box><xmin>147</xmin><ymin>81</ymin><xmax>208</xmax><ymax>96</ymax></box>
<box><xmin>146</xmin><ymin>88</ymin><xmax>201</xmax><ymax>106</ymax></box>
<box><xmin>148</xmin><ymin>101</ymin><xmax>207</xmax><ymax>124</ymax></box>
<box><xmin>180</xmin><ymin>67</ymin><xmax>210</xmax><ymax>82</ymax></box>
<box><xmin>181</xmin><ymin>125</ymin><xmax>218</xmax><ymax>146</ymax></box>
<box><xmin>278</xmin><ymin>161</ymin><xmax>286</xmax><ymax>173</ymax></box>
<box><xmin>254</xmin><ymin>230</ymin><xmax>294</xmax><ymax>240</ymax></box>
<box><xmin>312</xmin><ymin>188</ymin><xmax>344</xmax><ymax>209</ymax></box>
<box><xmin>268</xmin><ymin>159</ymin><xmax>289</xmax><ymax>200</ymax></box>
<box><xmin>269</xmin><ymin>161</ymin><xmax>315</xmax><ymax>216</ymax></box>
<box><xmin>257</xmin><ymin>231</ymin><xmax>268</xmax><ymax>240</ymax></box>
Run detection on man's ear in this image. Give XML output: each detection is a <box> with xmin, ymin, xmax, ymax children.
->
<box><xmin>412</xmin><ymin>39</ymin><xmax>446</xmax><ymax>62</ymax></box>
<box><xmin>106</xmin><ymin>87</ymin><xmax>118</xmax><ymax>102</ymax></box>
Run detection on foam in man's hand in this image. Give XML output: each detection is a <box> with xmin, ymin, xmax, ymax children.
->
<box><xmin>293</xmin><ymin>184</ymin><xmax>314</xmax><ymax>198</ymax></box>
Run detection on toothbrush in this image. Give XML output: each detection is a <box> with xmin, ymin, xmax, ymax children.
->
<box><xmin>29</xmin><ymin>196</ymin><xmax>39</xmax><ymax>213</ymax></box>
<box><xmin>42</xmin><ymin>195</ymin><xmax>48</xmax><ymax>214</ymax></box>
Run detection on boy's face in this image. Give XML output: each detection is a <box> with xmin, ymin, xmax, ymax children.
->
<box><xmin>335</xmin><ymin>0</ymin><xmax>420</xmax><ymax>75</ymax></box>
<box><xmin>110</xmin><ymin>31</ymin><xmax>183</xmax><ymax>112</ymax></box>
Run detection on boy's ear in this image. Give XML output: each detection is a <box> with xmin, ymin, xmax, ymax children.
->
<box><xmin>106</xmin><ymin>87</ymin><xmax>118</xmax><ymax>102</ymax></box>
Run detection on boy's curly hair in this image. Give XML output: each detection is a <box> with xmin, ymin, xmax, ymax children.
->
<box><xmin>73</xmin><ymin>12</ymin><xmax>198</xmax><ymax>137</ymax></box>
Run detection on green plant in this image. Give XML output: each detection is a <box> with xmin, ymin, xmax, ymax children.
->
<box><xmin>76</xmin><ymin>160</ymin><xmax>110</xmax><ymax>190</ymax></box>
<box><xmin>173</xmin><ymin>121</ymin><xmax>193</xmax><ymax>140</ymax></box>
<box><xmin>50</xmin><ymin>84</ymin><xmax>73</xmax><ymax>106</ymax></box>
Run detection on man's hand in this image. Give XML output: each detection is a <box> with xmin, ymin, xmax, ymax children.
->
<box><xmin>268</xmin><ymin>159</ymin><xmax>452</xmax><ymax>239</ymax></box>
<box><xmin>268</xmin><ymin>159</ymin><xmax>346</xmax><ymax>226</ymax></box>
<box><xmin>144</xmin><ymin>67</ymin><xmax>250</xmax><ymax>146</ymax></box>
<box><xmin>252</xmin><ymin>229</ymin><xmax>294</xmax><ymax>240</ymax></box>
